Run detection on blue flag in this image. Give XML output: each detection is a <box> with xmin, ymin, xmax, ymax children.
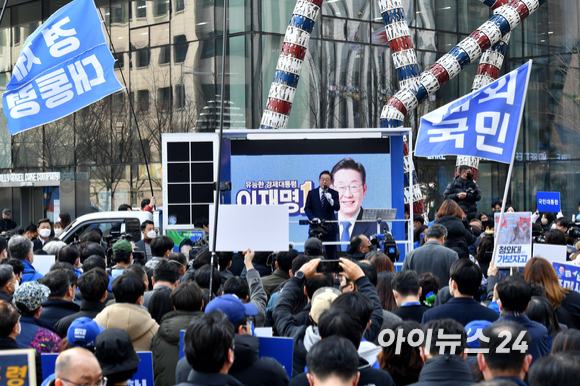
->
<box><xmin>3</xmin><ymin>0</ymin><xmax>123</xmax><ymax>135</ymax></box>
<box><xmin>415</xmin><ymin>61</ymin><xmax>532</xmax><ymax>164</ymax></box>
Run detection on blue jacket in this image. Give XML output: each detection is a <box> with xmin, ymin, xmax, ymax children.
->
<box><xmin>422</xmin><ymin>297</ymin><xmax>499</xmax><ymax>326</ymax></box>
<box><xmin>21</xmin><ymin>260</ymin><xmax>43</xmax><ymax>283</ymax></box>
<box><xmin>496</xmin><ymin>315</ymin><xmax>548</xmax><ymax>364</ymax></box>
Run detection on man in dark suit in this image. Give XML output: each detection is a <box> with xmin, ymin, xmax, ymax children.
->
<box><xmin>304</xmin><ymin>171</ymin><xmax>340</xmax><ymax>259</ymax></box>
<box><xmin>331</xmin><ymin>158</ymin><xmax>377</xmax><ymax>251</ymax></box>
<box><xmin>421</xmin><ymin>258</ymin><xmax>498</xmax><ymax>326</ymax></box>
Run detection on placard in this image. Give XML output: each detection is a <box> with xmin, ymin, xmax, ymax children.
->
<box><xmin>533</xmin><ymin>244</ymin><xmax>568</xmax><ymax>264</ymax></box>
<box><xmin>537</xmin><ymin>192</ymin><xmax>561</xmax><ymax>213</ymax></box>
<box><xmin>258</xmin><ymin>336</ymin><xmax>293</xmax><ymax>380</ymax></box>
<box><xmin>553</xmin><ymin>262</ymin><xmax>580</xmax><ymax>293</ymax></box>
<box><xmin>0</xmin><ymin>349</ymin><xmax>37</xmax><ymax>386</ymax></box>
<box><xmin>494</xmin><ymin>212</ymin><xmax>532</xmax><ymax>267</ymax></box>
<box><xmin>32</xmin><ymin>255</ymin><xmax>56</xmax><ymax>276</ymax></box>
<box><xmin>209</xmin><ymin>205</ymin><xmax>289</xmax><ymax>252</ymax></box>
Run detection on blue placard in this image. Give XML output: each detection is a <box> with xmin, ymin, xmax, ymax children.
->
<box><xmin>180</xmin><ymin>330</ymin><xmax>185</xmax><ymax>360</ymax></box>
<box><xmin>42</xmin><ymin>352</ymin><xmax>153</xmax><ymax>386</ymax></box>
<box><xmin>0</xmin><ymin>350</ymin><xmax>36</xmax><ymax>386</ymax></box>
<box><xmin>553</xmin><ymin>262</ymin><xmax>580</xmax><ymax>293</ymax></box>
<box><xmin>537</xmin><ymin>192</ymin><xmax>561</xmax><ymax>213</ymax></box>
<box><xmin>258</xmin><ymin>336</ymin><xmax>293</xmax><ymax>380</ymax></box>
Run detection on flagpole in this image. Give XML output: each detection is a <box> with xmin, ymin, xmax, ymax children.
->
<box><xmin>95</xmin><ymin>2</ymin><xmax>156</xmax><ymax>205</ymax></box>
<box><xmin>0</xmin><ymin>0</ymin><xmax>8</xmax><ymax>28</ymax></box>
<box><xmin>490</xmin><ymin>60</ymin><xmax>533</xmax><ymax>269</ymax></box>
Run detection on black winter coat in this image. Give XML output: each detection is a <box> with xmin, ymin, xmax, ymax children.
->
<box><xmin>408</xmin><ymin>354</ymin><xmax>474</xmax><ymax>386</ymax></box>
<box><xmin>444</xmin><ymin>176</ymin><xmax>481</xmax><ymax>216</ymax></box>
<box><xmin>435</xmin><ymin>215</ymin><xmax>477</xmax><ymax>259</ymax></box>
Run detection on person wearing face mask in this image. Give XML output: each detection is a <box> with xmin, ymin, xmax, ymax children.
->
<box><xmin>53</xmin><ymin>222</ymin><xmax>64</xmax><ymax>237</ymax></box>
<box><xmin>0</xmin><ymin>265</ymin><xmax>18</xmax><ymax>302</ymax></box>
<box><xmin>134</xmin><ymin>220</ymin><xmax>156</xmax><ymax>262</ymax></box>
<box><xmin>36</xmin><ymin>218</ymin><xmax>52</xmax><ymax>250</ymax></box>
<box><xmin>444</xmin><ymin>165</ymin><xmax>482</xmax><ymax>220</ymax></box>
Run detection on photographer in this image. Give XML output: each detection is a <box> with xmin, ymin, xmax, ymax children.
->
<box><xmin>444</xmin><ymin>165</ymin><xmax>482</xmax><ymax>220</ymax></box>
<box><xmin>304</xmin><ymin>171</ymin><xmax>340</xmax><ymax>259</ymax></box>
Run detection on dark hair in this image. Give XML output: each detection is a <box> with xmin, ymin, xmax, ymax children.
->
<box><xmin>201</xmin><ymin>288</ymin><xmax>210</xmax><ymax>312</ymax></box>
<box><xmin>79</xmin><ymin>232</ymin><xmax>102</xmax><ymax>246</ymax></box>
<box><xmin>253</xmin><ymin>252</ymin><xmax>272</xmax><ymax>267</ymax></box>
<box><xmin>369</xmin><ymin>250</ymin><xmax>395</xmax><ymax>273</ymax></box>
<box><xmin>291</xmin><ymin>254</ymin><xmax>310</xmax><ymax>274</ymax></box>
<box><xmin>492</xmin><ymin>200</ymin><xmax>502</xmax><ymax>209</ymax></box>
<box><xmin>347</xmin><ymin>235</ymin><xmax>366</xmax><ymax>256</ymax></box>
<box><xmin>331</xmin><ymin>158</ymin><xmax>366</xmax><ymax>184</ymax></box>
<box><xmin>171</xmin><ymin>281</ymin><xmax>203</xmax><ymax>312</ymax></box>
<box><xmin>480</xmin><ymin>321</ymin><xmax>531</xmax><ymax>372</ymax></box>
<box><xmin>0</xmin><ymin>258</ymin><xmax>24</xmax><ymax>276</ymax></box>
<box><xmin>184</xmin><ymin>310</ymin><xmax>234</xmax><ymax>373</ymax></box>
<box><xmin>413</xmin><ymin>214</ymin><xmax>424</xmax><ymax>225</ymax></box>
<box><xmin>422</xmin><ymin>319</ymin><xmax>467</xmax><ymax>356</ymax></box>
<box><xmin>80</xmin><ymin>243</ymin><xmax>106</xmax><ymax>263</ymax></box>
<box><xmin>140</xmin><ymin>220</ymin><xmax>154</xmax><ymax>232</ymax></box>
<box><xmin>276</xmin><ymin>251</ymin><xmax>294</xmax><ymax>273</ymax></box>
<box><xmin>50</xmin><ymin>262</ymin><xmax>78</xmax><ymax>288</ymax></box>
<box><xmin>78</xmin><ymin>268</ymin><xmax>109</xmax><ymax>302</ymax></box>
<box><xmin>414</xmin><ymin>225</ymin><xmax>428</xmax><ymax>244</ymax></box>
<box><xmin>307</xmin><ymin>336</ymin><xmax>359</xmax><ymax>382</ymax></box>
<box><xmin>0</xmin><ymin>300</ymin><xmax>19</xmax><ymax>337</ymax></box>
<box><xmin>305</xmin><ymin>274</ymin><xmax>333</xmax><ymax>299</ymax></box>
<box><xmin>40</xmin><ymin>270</ymin><xmax>70</xmax><ymax>298</ymax></box>
<box><xmin>545</xmin><ymin>229</ymin><xmax>567</xmax><ymax>246</ymax></box>
<box><xmin>0</xmin><ymin>236</ymin><xmax>7</xmax><ymax>255</ymax></box>
<box><xmin>25</xmin><ymin>224</ymin><xmax>38</xmax><ymax>234</ymax></box>
<box><xmin>150</xmin><ymin>236</ymin><xmax>174</xmax><ymax>257</ymax></box>
<box><xmin>58</xmin><ymin>212</ymin><xmax>72</xmax><ymax>229</ymax></box>
<box><xmin>542</xmin><ymin>211</ymin><xmax>555</xmax><ymax>225</ymax></box>
<box><xmin>391</xmin><ymin>270</ymin><xmax>421</xmax><ymax>297</ymax></box>
<box><xmin>148</xmin><ymin>287</ymin><xmax>173</xmax><ymax>324</ymax></box>
<box><xmin>124</xmin><ymin>264</ymin><xmax>147</xmax><ymax>281</ymax></box>
<box><xmin>357</xmin><ymin>261</ymin><xmax>377</xmax><ymax>287</ymax></box>
<box><xmin>216</xmin><ymin>252</ymin><xmax>233</xmax><ymax>271</ymax></box>
<box><xmin>318</xmin><ymin>170</ymin><xmax>331</xmax><ymax>180</ymax></box>
<box><xmin>223</xmin><ymin>276</ymin><xmax>249</xmax><ymax>300</ymax></box>
<box><xmin>529</xmin><ymin>351</ymin><xmax>580</xmax><ymax>386</ymax></box>
<box><xmin>376</xmin><ymin>271</ymin><xmax>398</xmax><ymax>311</ymax></box>
<box><xmin>114</xmin><ymin>249</ymin><xmax>132</xmax><ymax>265</ymax></box>
<box><xmin>83</xmin><ymin>256</ymin><xmax>106</xmax><ymax>272</ymax></box>
<box><xmin>525</xmin><ymin>296</ymin><xmax>561</xmax><ymax>337</ymax></box>
<box><xmin>551</xmin><ymin>329</ymin><xmax>580</xmax><ymax>354</ymax></box>
<box><xmin>379</xmin><ymin>321</ymin><xmax>423</xmax><ymax>383</ymax></box>
<box><xmin>179</xmin><ymin>238</ymin><xmax>193</xmax><ymax>253</ymax></box>
<box><xmin>58</xmin><ymin>245</ymin><xmax>80</xmax><ymax>266</ymax></box>
<box><xmin>112</xmin><ymin>273</ymin><xmax>146</xmax><ymax>304</ymax></box>
<box><xmin>496</xmin><ymin>276</ymin><xmax>532</xmax><ymax>313</ymax></box>
<box><xmin>195</xmin><ymin>264</ymin><xmax>222</xmax><ymax>295</ymax></box>
<box><xmin>450</xmin><ymin>258</ymin><xmax>482</xmax><ymax>296</ymax></box>
<box><xmin>476</xmin><ymin>235</ymin><xmax>495</xmax><ymax>265</ymax></box>
<box><xmin>331</xmin><ymin>292</ymin><xmax>373</xmax><ymax>333</ymax></box>
<box><xmin>418</xmin><ymin>272</ymin><xmax>439</xmax><ymax>306</ymax></box>
<box><xmin>168</xmin><ymin>252</ymin><xmax>187</xmax><ymax>270</ymax></box>
<box><xmin>459</xmin><ymin>165</ymin><xmax>472</xmax><ymax>174</ymax></box>
<box><xmin>145</xmin><ymin>267</ymin><xmax>154</xmax><ymax>291</ymax></box>
<box><xmin>118</xmin><ymin>204</ymin><xmax>131</xmax><ymax>211</ymax></box>
<box><xmin>140</xmin><ymin>199</ymin><xmax>150</xmax><ymax>210</ymax></box>
<box><xmin>528</xmin><ymin>282</ymin><xmax>546</xmax><ymax>297</ymax></box>
<box><xmin>318</xmin><ymin>306</ymin><xmax>364</xmax><ymax>349</ymax></box>
<box><xmin>192</xmin><ymin>248</ymin><xmax>217</xmax><ymax>269</ymax></box>
<box><xmin>153</xmin><ymin>261</ymin><xmax>180</xmax><ymax>284</ymax></box>
<box><xmin>193</xmin><ymin>217</ymin><xmax>209</xmax><ymax>229</ymax></box>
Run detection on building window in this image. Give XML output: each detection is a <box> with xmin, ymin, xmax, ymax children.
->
<box><xmin>174</xmin><ymin>84</ymin><xmax>185</xmax><ymax>108</ymax></box>
<box><xmin>136</xmin><ymin>0</ymin><xmax>147</xmax><ymax>18</ymax></box>
<box><xmin>157</xmin><ymin>87</ymin><xmax>172</xmax><ymax>111</ymax></box>
<box><xmin>174</xmin><ymin>0</ymin><xmax>185</xmax><ymax>12</ymax></box>
<box><xmin>158</xmin><ymin>46</ymin><xmax>170</xmax><ymax>64</ymax></box>
<box><xmin>154</xmin><ymin>0</ymin><xmax>169</xmax><ymax>16</ymax></box>
<box><xmin>137</xmin><ymin>48</ymin><xmax>150</xmax><ymax>67</ymax></box>
<box><xmin>137</xmin><ymin>89</ymin><xmax>149</xmax><ymax>112</ymax></box>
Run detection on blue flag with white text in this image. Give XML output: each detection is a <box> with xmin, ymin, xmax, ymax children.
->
<box><xmin>3</xmin><ymin>0</ymin><xmax>123</xmax><ymax>135</ymax></box>
<box><xmin>415</xmin><ymin>61</ymin><xmax>532</xmax><ymax>164</ymax></box>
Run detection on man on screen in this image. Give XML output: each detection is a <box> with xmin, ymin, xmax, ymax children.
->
<box><xmin>304</xmin><ymin>171</ymin><xmax>340</xmax><ymax>259</ymax></box>
<box><xmin>331</xmin><ymin>158</ymin><xmax>376</xmax><ymax>251</ymax></box>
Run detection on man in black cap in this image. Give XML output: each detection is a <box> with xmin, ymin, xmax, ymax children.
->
<box><xmin>94</xmin><ymin>329</ymin><xmax>140</xmax><ymax>385</ymax></box>
<box><xmin>0</xmin><ymin>209</ymin><xmax>17</xmax><ymax>234</ymax></box>
<box><xmin>304</xmin><ymin>237</ymin><xmax>324</xmax><ymax>257</ymax></box>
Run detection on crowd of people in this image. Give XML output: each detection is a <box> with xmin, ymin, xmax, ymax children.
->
<box><xmin>1</xmin><ymin>182</ymin><xmax>580</xmax><ymax>386</ymax></box>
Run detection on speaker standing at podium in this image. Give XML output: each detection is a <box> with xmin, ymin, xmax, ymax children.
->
<box><xmin>304</xmin><ymin>171</ymin><xmax>340</xmax><ymax>259</ymax></box>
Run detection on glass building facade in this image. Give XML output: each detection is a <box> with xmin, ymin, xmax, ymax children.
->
<box><xmin>0</xmin><ymin>0</ymin><xmax>579</xmax><ymax>224</ymax></box>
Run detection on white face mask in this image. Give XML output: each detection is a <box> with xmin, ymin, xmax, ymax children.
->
<box><xmin>16</xmin><ymin>322</ymin><xmax>21</xmax><ymax>335</ymax></box>
<box><xmin>146</xmin><ymin>231</ymin><xmax>157</xmax><ymax>239</ymax></box>
<box><xmin>11</xmin><ymin>279</ymin><xmax>19</xmax><ymax>293</ymax></box>
<box><xmin>54</xmin><ymin>229</ymin><xmax>63</xmax><ymax>236</ymax></box>
<box><xmin>39</xmin><ymin>229</ymin><xmax>51</xmax><ymax>238</ymax></box>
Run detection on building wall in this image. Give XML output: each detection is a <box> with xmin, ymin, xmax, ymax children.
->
<box><xmin>0</xmin><ymin>0</ymin><xmax>578</xmax><ymax>220</ymax></box>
